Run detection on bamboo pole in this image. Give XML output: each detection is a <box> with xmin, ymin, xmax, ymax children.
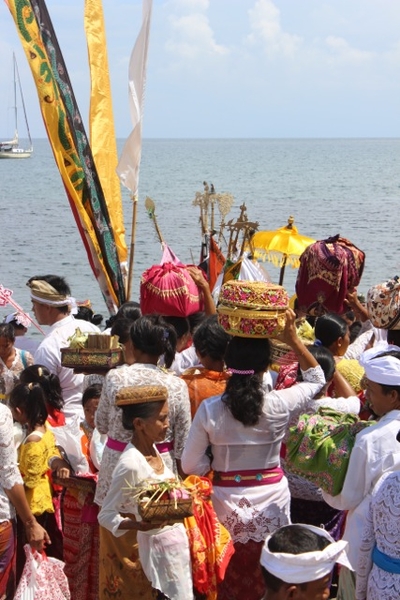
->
<box><xmin>126</xmin><ymin>194</ymin><xmax>138</xmax><ymax>300</ymax></box>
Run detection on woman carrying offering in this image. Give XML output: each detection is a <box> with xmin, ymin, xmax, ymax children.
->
<box><xmin>95</xmin><ymin>314</ymin><xmax>191</xmax><ymax>509</ymax></box>
<box><xmin>181</xmin><ymin>309</ymin><xmax>326</xmax><ymax>600</ymax></box>
<box><xmin>98</xmin><ymin>385</ymin><xmax>192</xmax><ymax>600</ymax></box>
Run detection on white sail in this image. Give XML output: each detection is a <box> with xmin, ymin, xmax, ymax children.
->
<box><xmin>0</xmin><ymin>53</ymin><xmax>33</xmax><ymax>159</ymax></box>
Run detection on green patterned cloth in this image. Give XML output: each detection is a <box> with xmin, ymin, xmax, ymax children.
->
<box><xmin>286</xmin><ymin>407</ymin><xmax>374</xmax><ymax>496</ymax></box>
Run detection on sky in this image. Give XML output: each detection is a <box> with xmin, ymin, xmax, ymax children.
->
<box><xmin>0</xmin><ymin>0</ymin><xmax>399</xmax><ymax>139</ymax></box>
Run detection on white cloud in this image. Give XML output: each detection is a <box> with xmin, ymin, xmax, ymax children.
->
<box><xmin>165</xmin><ymin>1</ymin><xmax>228</xmax><ymax>62</ymax></box>
<box><xmin>247</xmin><ymin>0</ymin><xmax>303</xmax><ymax>58</ymax></box>
<box><xmin>325</xmin><ymin>36</ymin><xmax>375</xmax><ymax>63</ymax></box>
<box><xmin>169</xmin><ymin>0</ymin><xmax>209</xmax><ymax>11</ymax></box>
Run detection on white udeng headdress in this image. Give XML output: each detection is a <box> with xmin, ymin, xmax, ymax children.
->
<box><xmin>260</xmin><ymin>524</ymin><xmax>352</xmax><ymax>584</ymax></box>
<box><xmin>359</xmin><ymin>345</ymin><xmax>400</xmax><ymax>386</ymax></box>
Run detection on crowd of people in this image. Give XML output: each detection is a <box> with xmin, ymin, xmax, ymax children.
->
<box><xmin>0</xmin><ymin>270</ymin><xmax>400</xmax><ymax>600</ymax></box>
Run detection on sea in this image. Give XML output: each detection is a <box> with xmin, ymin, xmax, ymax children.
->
<box><xmin>0</xmin><ymin>137</ymin><xmax>399</xmax><ymax>332</ymax></box>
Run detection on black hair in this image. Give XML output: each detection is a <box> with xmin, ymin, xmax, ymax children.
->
<box><xmin>193</xmin><ymin>315</ymin><xmax>231</xmax><ymax>361</ymax></box>
<box><xmin>261</xmin><ymin>525</ymin><xmax>331</xmax><ymax>593</ymax></box>
<box><xmin>297</xmin><ymin>345</ymin><xmax>335</xmax><ymax>383</ymax></box>
<box><xmin>349</xmin><ymin>321</ymin><xmax>362</xmax><ymax>344</ymax></box>
<box><xmin>314</xmin><ymin>313</ymin><xmax>348</xmax><ymax>348</ymax></box>
<box><xmin>75</xmin><ymin>306</ymin><xmax>94</xmax><ymax>322</ymax></box>
<box><xmin>115</xmin><ymin>301</ymin><xmax>142</xmax><ymax>322</ymax></box>
<box><xmin>19</xmin><ymin>364</ymin><xmax>64</xmax><ymax>411</ymax></box>
<box><xmin>28</xmin><ymin>275</ymin><xmax>71</xmax><ymax>313</ymax></box>
<box><xmin>82</xmin><ymin>383</ymin><xmax>103</xmax><ymax>407</ymax></box>
<box><xmin>0</xmin><ymin>323</ymin><xmax>15</xmax><ymax>343</ymax></box>
<box><xmin>371</xmin><ymin>350</ymin><xmax>400</xmax><ymax>396</ymax></box>
<box><xmin>9</xmin><ymin>382</ymin><xmax>48</xmax><ymax>430</ymax></box>
<box><xmin>130</xmin><ymin>315</ymin><xmax>177</xmax><ymax>369</ymax></box>
<box><xmin>187</xmin><ymin>311</ymin><xmax>206</xmax><ymax>334</ymax></box>
<box><xmin>111</xmin><ymin>318</ymin><xmax>134</xmax><ymax>344</ymax></box>
<box><xmin>5</xmin><ymin>317</ymin><xmax>26</xmax><ymax>332</ymax></box>
<box><xmin>104</xmin><ymin>314</ymin><xmax>117</xmax><ymax>330</ymax></box>
<box><xmin>75</xmin><ymin>306</ymin><xmax>103</xmax><ymax>326</ymax></box>
<box><xmin>387</xmin><ymin>330</ymin><xmax>400</xmax><ymax>346</ymax></box>
<box><xmin>121</xmin><ymin>401</ymin><xmax>165</xmax><ymax>431</ymax></box>
<box><xmin>163</xmin><ymin>316</ymin><xmax>190</xmax><ymax>340</ymax></box>
<box><xmin>222</xmin><ymin>337</ymin><xmax>271</xmax><ymax>426</ymax></box>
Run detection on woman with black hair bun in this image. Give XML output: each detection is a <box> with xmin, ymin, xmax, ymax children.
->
<box><xmin>95</xmin><ymin>314</ymin><xmax>191</xmax><ymax>508</ymax></box>
<box><xmin>182</xmin><ymin>310</ymin><xmax>326</xmax><ymax>600</ymax></box>
<box><xmin>314</xmin><ymin>313</ymin><xmax>369</xmax><ymax>394</ymax></box>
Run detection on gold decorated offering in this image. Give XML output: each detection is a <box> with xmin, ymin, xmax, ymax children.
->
<box><xmin>61</xmin><ymin>329</ymin><xmax>123</xmax><ymax>373</ymax></box>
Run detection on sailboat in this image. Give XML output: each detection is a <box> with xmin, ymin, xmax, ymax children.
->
<box><xmin>0</xmin><ymin>53</ymin><xmax>33</xmax><ymax>159</ymax></box>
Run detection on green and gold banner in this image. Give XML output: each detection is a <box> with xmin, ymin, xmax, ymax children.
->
<box><xmin>5</xmin><ymin>0</ymin><xmax>126</xmax><ymax>312</ymax></box>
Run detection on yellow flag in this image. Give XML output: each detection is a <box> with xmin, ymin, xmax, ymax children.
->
<box><xmin>84</xmin><ymin>0</ymin><xmax>128</xmax><ymax>265</ymax></box>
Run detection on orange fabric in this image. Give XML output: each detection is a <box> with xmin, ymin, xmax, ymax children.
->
<box><xmin>181</xmin><ymin>368</ymin><xmax>230</xmax><ymax>418</ymax></box>
<box><xmin>183</xmin><ymin>475</ymin><xmax>235</xmax><ymax>600</ymax></box>
<box><xmin>209</xmin><ymin>238</ymin><xmax>225</xmax><ymax>291</ymax></box>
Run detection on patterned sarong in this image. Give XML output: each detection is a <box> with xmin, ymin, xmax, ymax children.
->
<box><xmin>63</xmin><ymin>490</ymin><xmax>99</xmax><ymax>600</ymax></box>
<box><xmin>99</xmin><ymin>526</ymin><xmax>158</xmax><ymax>600</ymax></box>
<box><xmin>0</xmin><ymin>519</ymin><xmax>17</xmax><ymax>600</ymax></box>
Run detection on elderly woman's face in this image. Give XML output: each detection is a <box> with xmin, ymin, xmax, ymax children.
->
<box><xmin>0</xmin><ymin>336</ymin><xmax>14</xmax><ymax>360</ymax></box>
<box><xmin>140</xmin><ymin>401</ymin><xmax>169</xmax><ymax>444</ymax></box>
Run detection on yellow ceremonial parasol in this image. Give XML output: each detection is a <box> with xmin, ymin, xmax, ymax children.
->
<box><xmin>251</xmin><ymin>216</ymin><xmax>315</xmax><ymax>285</ymax></box>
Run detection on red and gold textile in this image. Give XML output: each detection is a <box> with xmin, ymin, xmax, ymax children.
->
<box><xmin>183</xmin><ymin>475</ymin><xmax>235</xmax><ymax>600</ymax></box>
<box><xmin>295</xmin><ymin>235</ymin><xmax>365</xmax><ymax>316</ymax></box>
<box><xmin>63</xmin><ymin>491</ymin><xmax>99</xmax><ymax>600</ymax></box>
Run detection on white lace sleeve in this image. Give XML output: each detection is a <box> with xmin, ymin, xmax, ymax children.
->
<box><xmin>355</xmin><ymin>495</ymin><xmax>375</xmax><ymax>600</ymax></box>
<box><xmin>0</xmin><ymin>404</ymin><xmax>23</xmax><ymax>491</ymax></box>
<box><xmin>356</xmin><ymin>472</ymin><xmax>400</xmax><ymax>600</ymax></box>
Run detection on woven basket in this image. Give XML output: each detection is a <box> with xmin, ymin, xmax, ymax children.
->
<box><xmin>61</xmin><ymin>347</ymin><xmax>122</xmax><ymax>371</ymax></box>
<box><xmin>138</xmin><ymin>498</ymin><xmax>193</xmax><ymax>522</ymax></box>
<box><xmin>217</xmin><ymin>305</ymin><xmax>286</xmax><ymax>339</ymax></box>
<box><xmin>52</xmin><ymin>474</ymin><xmax>96</xmax><ymax>493</ymax></box>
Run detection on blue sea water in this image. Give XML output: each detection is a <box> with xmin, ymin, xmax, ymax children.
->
<box><xmin>0</xmin><ymin>137</ymin><xmax>399</xmax><ymax>325</ymax></box>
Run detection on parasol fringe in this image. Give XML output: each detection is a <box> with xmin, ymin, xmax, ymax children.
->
<box><xmin>253</xmin><ymin>250</ymin><xmax>300</xmax><ymax>269</ymax></box>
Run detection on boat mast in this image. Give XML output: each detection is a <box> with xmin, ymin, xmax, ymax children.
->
<box><xmin>14</xmin><ymin>54</ymin><xmax>33</xmax><ymax>151</ymax></box>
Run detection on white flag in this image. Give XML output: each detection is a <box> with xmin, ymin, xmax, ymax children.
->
<box><xmin>116</xmin><ymin>0</ymin><xmax>152</xmax><ymax>195</ymax></box>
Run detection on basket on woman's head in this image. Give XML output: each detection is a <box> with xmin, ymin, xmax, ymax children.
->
<box><xmin>115</xmin><ymin>385</ymin><xmax>168</xmax><ymax>406</ymax></box>
<box><xmin>217</xmin><ymin>280</ymin><xmax>289</xmax><ymax>339</ymax></box>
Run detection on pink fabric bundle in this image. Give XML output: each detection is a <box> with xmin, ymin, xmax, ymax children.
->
<box><xmin>140</xmin><ymin>244</ymin><xmax>203</xmax><ymax>317</ymax></box>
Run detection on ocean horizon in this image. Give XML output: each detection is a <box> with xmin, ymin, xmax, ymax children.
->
<box><xmin>1</xmin><ymin>137</ymin><xmax>399</xmax><ymax>324</ymax></box>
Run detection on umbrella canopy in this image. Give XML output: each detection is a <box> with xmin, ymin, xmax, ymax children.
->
<box><xmin>251</xmin><ymin>216</ymin><xmax>315</xmax><ymax>285</ymax></box>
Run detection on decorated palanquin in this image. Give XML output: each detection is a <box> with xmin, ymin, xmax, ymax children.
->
<box><xmin>295</xmin><ymin>235</ymin><xmax>365</xmax><ymax>316</ymax></box>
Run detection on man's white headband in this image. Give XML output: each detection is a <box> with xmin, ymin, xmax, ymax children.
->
<box><xmin>260</xmin><ymin>524</ymin><xmax>352</xmax><ymax>584</ymax></box>
<box><xmin>27</xmin><ymin>279</ymin><xmax>72</xmax><ymax>307</ymax></box>
<box><xmin>359</xmin><ymin>345</ymin><xmax>400</xmax><ymax>386</ymax></box>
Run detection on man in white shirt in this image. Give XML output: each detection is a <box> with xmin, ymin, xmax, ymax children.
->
<box><xmin>27</xmin><ymin>275</ymin><xmax>100</xmax><ymax>419</ymax></box>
